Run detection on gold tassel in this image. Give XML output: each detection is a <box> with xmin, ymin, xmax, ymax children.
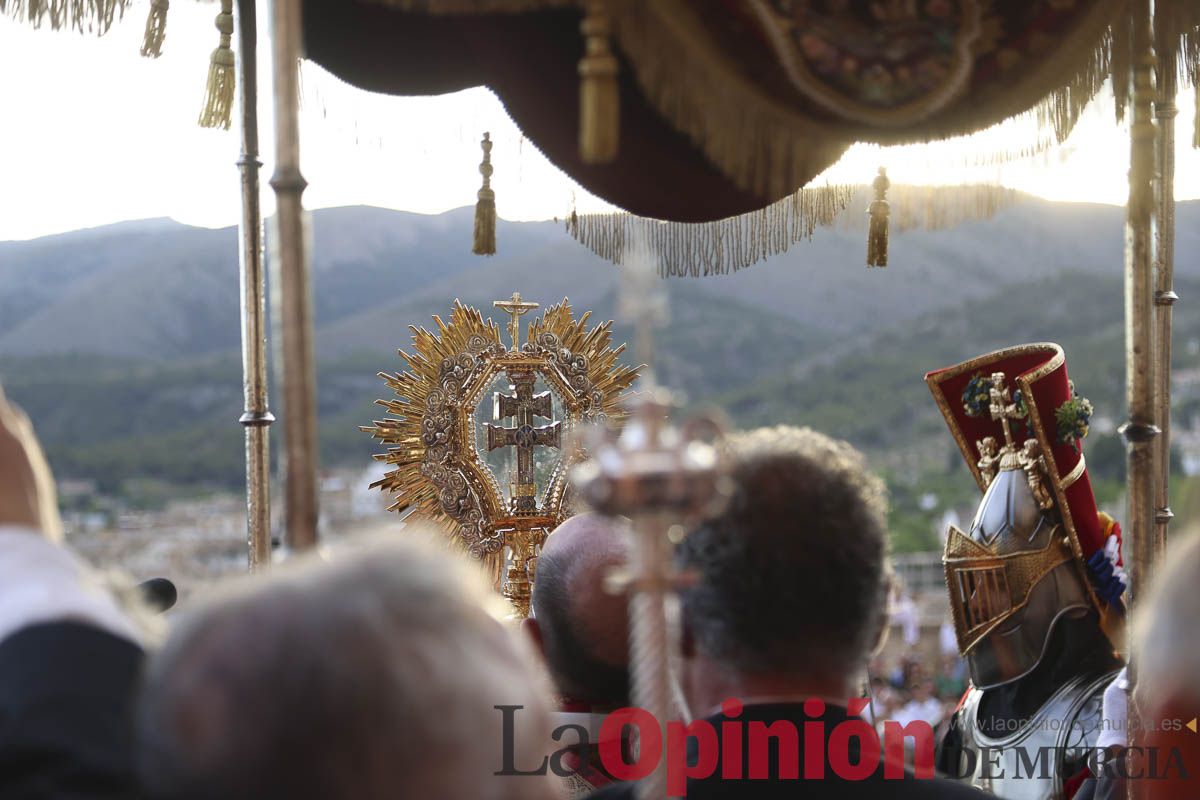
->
<box><xmin>473</xmin><ymin>133</ymin><xmax>497</xmax><ymax>256</ymax></box>
<box><xmin>140</xmin><ymin>0</ymin><xmax>168</xmax><ymax>58</ymax></box>
<box><xmin>578</xmin><ymin>0</ymin><xmax>619</xmax><ymax>164</ymax></box>
<box><xmin>198</xmin><ymin>0</ymin><xmax>236</xmax><ymax>130</ymax></box>
<box><xmin>866</xmin><ymin>168</ymin><xmax>890</xmax><ymax>268</ymax></box>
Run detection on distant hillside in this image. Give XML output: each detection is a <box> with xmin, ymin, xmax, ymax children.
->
<box><xmin>2</xmin><ymin>200</ymin><xmax>1198</xmax><ymax>549</ymax></box>
<box><xmin>7</xmin><ymin>200</ymin><xmax>1197</xmax><ymax>361</ymax></box>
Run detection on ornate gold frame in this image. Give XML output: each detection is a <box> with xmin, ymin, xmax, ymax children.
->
<box><xmin>363</xmin><ymin>297</ymin><xmax>639</xmax><ymax>615</ymax></box>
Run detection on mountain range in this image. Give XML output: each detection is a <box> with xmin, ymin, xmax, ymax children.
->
<box><xmin>2</xmin><ymin>199</ymin><xmax>1198</xmax><ymax>549</ymax></box>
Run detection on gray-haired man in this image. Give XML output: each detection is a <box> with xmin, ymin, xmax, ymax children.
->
<box><xmin>137</xmin><ymin>534</ymin><xmax>560</xmax><ymax>800</ymax></box>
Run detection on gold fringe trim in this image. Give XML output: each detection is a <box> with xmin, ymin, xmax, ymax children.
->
<box><xmin>363</xmin><ymin>0</ymin><xmax>1193</xmax><ymax>157</ymax></box>
<box><xmin>840</xmin><ymin>184</ymin><xmax>1022</xmax><ymax>235</ymax></box>
<box><xmin>566</xmin><ymin>183</ymin><xmax>1021</xmax><ymax>277</ymax></box>
<box><xmin>1112</xmin><ymin>15</ymin><xmax>1132</xmax><ymax>124</ymax></box>
<box><xmin>1036</xmin><ymin>26</ymin><xmax>1115</xmax><ymax>142</ymax></box>
<box><xmin>606</xmin><ymin>0</ymin><xmax>848</xmax><ymax>201</ymax></box>
<box><xmin>198</xmin><ymin>0</ymin><xmax>236</xmax><ymax>130</ymax></box>
<box><xmin>894</xmin><ymin>0</ymin><xmax>1126</xmax><ymax>143</ymax></box>
<box><xmin>565</xmin><ymin>184</ymin><xmax>854</xmax><ymax>277</ymax></box>
<box><xmin>359</xmin><ymin>0</ymin><xmax>1153</xmax><ymax>171</ymax></box>
<box><xmin>0</xmin><ymin>0</ymin><xmax>129</xmax><ymax>33</ymax></box>
<box><xmin>140</xmin><ymin>0</ymin><xmax>168</xmax><ymax>58</ymax></box>
<box><xmin>355</xmin><ymin>0</ymin><xmax>1180</xmax><ymax>165</ymax></box>
<box><xmin>961</xmin><ymin>133</ymin><xmax>1058</xmax><ymax>167</ymax></box>
<box><xmin>603</xmin><ymin>0</ymin><xmax>1129</xmax><ymax>199</ymax></box>
<box><xmin>1156</xmin><ymin>1</ymin><xmax>1200</xmax><ymax>147</ymax></box>
<box><xmin>1192</xmin><ymin>38</ymin><xmax>1200</xmax><ymax>148</ymax></box>
<box><xmin>1112</xmin><ymin>2</ymin><xmax>1200</xmax><ymax>134</ymax></box>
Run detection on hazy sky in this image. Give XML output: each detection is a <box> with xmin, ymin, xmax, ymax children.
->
<box><xmin>2</xmin><ymin>2</ymin><xmax>1198</xmax><ymax>242</ymax></box>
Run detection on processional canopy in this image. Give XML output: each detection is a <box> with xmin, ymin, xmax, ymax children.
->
<box><xmin>363</xmin><ymin>294</ymin><xmax>639</xmax><ymax>615</ymax></box>
<box><xmin>294</xmin><ymin>0</ymin><xmax>1200</xmax><ymax>222</ymax></box>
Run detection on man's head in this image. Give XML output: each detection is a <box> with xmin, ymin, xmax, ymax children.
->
<box><xmin>910</xmin><ymin>680</ymin><xmax>934</xmax><ymax>702</ymax></box>
<box><xmin>137</xmin><ymin>533</ymin><xmax>557</xmax><ymax>800</ymax></box>
<box><xmin>527</xmin><ymin>513</ymin><xmax>631</xmax><ymax>707</ymax></box>
<box><xmin>677</xmin><ymin>425</ymin><xmax>890</xmax><ymax>701</ymax></box>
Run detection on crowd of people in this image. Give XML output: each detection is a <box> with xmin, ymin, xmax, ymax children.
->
<box><xmin>1</xmin><ymin>382</ymin><xmax>1197</xmax><ymax>799</ymax></box>
<box><xmin>866</xmin><ymin>654</ymin><xmax>968</xmax><ymax>738</ymax></box>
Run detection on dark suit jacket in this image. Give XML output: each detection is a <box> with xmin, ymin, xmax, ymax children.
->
<box><xmin>589</xmin><ymin>702</ymin><xmax>988</xmax><ymax>799</ymax></box>
<box><xmin>0</xmin><ymin>622</ymin><xmax>144</xmax><ymax>799</ymax></box>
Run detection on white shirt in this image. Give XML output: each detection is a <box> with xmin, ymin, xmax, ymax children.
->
<box><xmin>0</xmin><ymin>526</ymin><xmax>140</xmax><ymax>647</ymax></box>
<box><xmin>891</xmin><ymin>697</ymin><xmax>944</xmax><ymax>729</ymax></box>
<box><xmin>892</xmin><ymin>594</ymin><xmax>920</xmax><ymax>647</ymax></box>
<box><xmin>939</xmin><ymin>620</ymin><xmax>959</xmax><ymax>656</ymax></box>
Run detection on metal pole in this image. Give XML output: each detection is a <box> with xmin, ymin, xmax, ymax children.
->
<box><xmin>1153</xmin><ymin>19</ymin><xmax>1179</xmax><ymax>558</ymax></box>
<box><xmin>268</xmin><ymin>0</ymin><xmax>319</xmax><ymax>550</ymax></box>
<box><xmin>628</xmin><ymin>512</ymin><xmax>672</xmax><ymax>800</ymax></box>
<box><xmin>1122</xmin><ymin>0</ymin><xmax>1159</xmax><ymax>617</ymax></box>
<box><xmin>1123</xmin><ymin>6</ymin><xmax>1158</xmax><ymax>797</ymax></box>
<box><xmin>236</xmin><ymin>0</ymin><xmax>274</xmax><ymax>572</ymax></box>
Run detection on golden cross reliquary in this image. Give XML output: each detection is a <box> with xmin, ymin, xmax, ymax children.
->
<box><xmin>362</xmin><ymin>294</ymin><xmax>639</xmax><ymax>616</ymax></box>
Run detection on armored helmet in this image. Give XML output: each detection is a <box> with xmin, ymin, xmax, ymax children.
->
<box><xmin>926</xmin><ymin>344</ymin><xmax>1125</xmax><ymax>689</ymax></box>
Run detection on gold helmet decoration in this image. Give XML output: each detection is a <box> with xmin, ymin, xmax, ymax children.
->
<box><xmin>927</xmin><ymin>344</ymin><xmax>1125</xmax><ymax>689</ymax></box>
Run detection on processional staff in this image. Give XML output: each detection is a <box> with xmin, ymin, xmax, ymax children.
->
<box><xmin>572</xmin><ymin>245</ymin><xmax>731</xmax><ymax>800</ymax></box>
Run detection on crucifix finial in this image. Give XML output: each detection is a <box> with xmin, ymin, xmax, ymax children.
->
<box><xmin>493</xmin><ymin>292</ymin><xmax>540</xmax><ymax>351</ymax></box>
<box><xmin>987</xmin><ymin>372</ymin><xmax>1022</xmax><ymax>449</ymax></box>
<box><xmin>986</xmin><ymin>372</ymin><xmax>1030</xmax><ymax>474</ymax></box>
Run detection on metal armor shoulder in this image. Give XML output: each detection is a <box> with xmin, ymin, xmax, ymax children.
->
<box><xmin>955</xmin><ymin>668</ymin><xmax>1120</xmax><ymax>800</ymax></box>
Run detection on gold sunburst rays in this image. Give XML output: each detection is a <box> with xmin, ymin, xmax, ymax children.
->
<box><xmin>362</xmin><ymin>295</ymin><xmax>641</xmax><ymax>609</ymax></box>
<box><xmin>525</xmin><ymin>298</ymin><xmax>640</xmax><ymax>422</ymax></box>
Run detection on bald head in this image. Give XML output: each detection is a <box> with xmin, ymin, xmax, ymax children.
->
<box><xmin>531</xmin><ymin>514</ymin><xmax>631</xmax><ymax>706</ymax></box>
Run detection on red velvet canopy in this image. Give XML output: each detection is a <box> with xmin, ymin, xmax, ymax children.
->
<box><xmin>300</xmin><ymin>0</ymin><xmax>1189</xmax><ymax>223</ymax></box>
<box><xmin>301</xmin><ymin>2</ymin><xmax>794</xmax><ymax>221</ymax></box>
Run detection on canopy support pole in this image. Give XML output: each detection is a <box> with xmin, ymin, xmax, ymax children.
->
<box><xmin>236</xmin><ymin>0</ymin><xmax>274</xmax><ymax>572</ymax></box>
<box><xmin>1122</xmin><ymin>0</ymin><xmax>1159</xmax><ymax>610</ymax></box>
<box><xmin>268</xmin><ymin>0</ymin><xmax>319</xmax><ymax>551</ymax></box>
<box><xmin>1123</xmin><ymin>9</ymin><xmax>1159</xmax><ymax>798</ymax></box>
<box><xmin>1152</xmin><ymin>16</ymin><xmax>1179</xmax><ymax>558</ymax></box>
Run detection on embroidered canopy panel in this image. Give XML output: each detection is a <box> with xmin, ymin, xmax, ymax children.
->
<box><xmin>298</xmin><ymin>0</ymin><xmax>1171</xmax><ymax>222</ymax></box>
